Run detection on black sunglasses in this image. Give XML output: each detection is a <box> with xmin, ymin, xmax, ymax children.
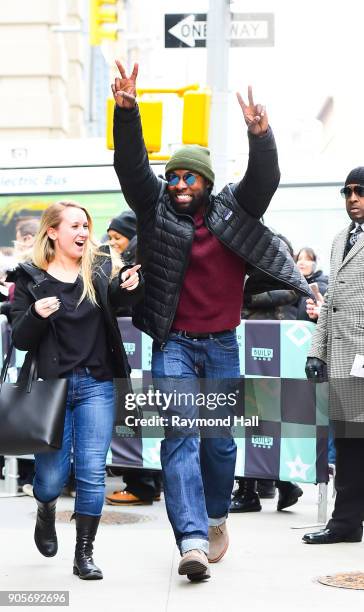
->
<box><xmin>166</xmin><ymin>172</ymin><xmax>198</xmax><ymax>187</ymax></box>
<box><xmin>340</xmin><ymin>185</ymin><xmax>364</xmax><ymax>198</ymax></box>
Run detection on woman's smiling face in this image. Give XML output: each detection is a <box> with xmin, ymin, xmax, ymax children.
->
<box><xmin>47</xmin><ymin>206</ymin><xmax>89</xmax><ymax>260</ymax></box>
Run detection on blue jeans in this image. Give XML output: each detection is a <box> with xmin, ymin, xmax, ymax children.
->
<box><xmin>152</xmin><ymin>331</ymin><xmax>240</xmax><ymax>555</ymax></box>
<box><xmin>33</xmin><ymin>370</ymin><xmax>115</xmax><ymax>516</ymax></box>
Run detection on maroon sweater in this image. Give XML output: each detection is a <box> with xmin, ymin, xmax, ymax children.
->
<box><xmin>172</xmin><ymin>211</ymin><xmax>245</xmax><ymax>333</ymax></box>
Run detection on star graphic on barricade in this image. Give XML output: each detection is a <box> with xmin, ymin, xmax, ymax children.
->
<box><xmin>286</xmin><ymin>455</ymin><xmax>311</xmax><ymax>481</ymax></box>
<box><xmin>144</xmin><ymin>440</ymin><xmax>162</xmax><ymax>466</ymax></box>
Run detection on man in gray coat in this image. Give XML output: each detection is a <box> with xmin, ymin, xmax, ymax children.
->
<box><xmin>304</xmin><ymin>166</ymin><xmax>364</xmax><ymax>544</ymax></box>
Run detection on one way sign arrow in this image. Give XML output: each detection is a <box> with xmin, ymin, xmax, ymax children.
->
<box><xmin>168</xmin><ymin>14</ymin><xmax>207</xmax><ymax>48</ymax></box>
<box><xmin>165</xmin><ymin>13</ymin><xmax>274</xmax><ymax>48</ymax></box>
<box><xmin>165</xmin><ymin>13</ymin><xmax>207</xmax><ymax>48</ymax></box>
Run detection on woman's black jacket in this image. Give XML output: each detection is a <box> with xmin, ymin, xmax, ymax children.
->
<box><xmin>296</xmin><ymin>269</ymin><xmax>328</xmax><ymax>321</ymax></box>
<box><xmin>11</xmin><ymin>257</ymin><xmax>144</xmax><ymax>389</ymax></box>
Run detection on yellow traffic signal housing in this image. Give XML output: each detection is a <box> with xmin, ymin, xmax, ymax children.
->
<box><xmin>106</xmin><ymin>98</ymin><xmax>115</xmax><ymax>150</ymax></box>
<box><xmin>182</xmin><ymin>90</ymin><xmax>211</xmax><ymax>147</ymax></box>
<box><xmin>106</xmin><ymin>98</ymin><xmax>163</xmax><ymax>153</ymax></box>
<box><xmin>138</xmin><ymin>100</ymin><xmax>163</xmax><ymax>153</ymax></box>
<box><xmin>90</xmin><ymin>0</ymin><xmax>118</xmax><ymax>46</ymax></box>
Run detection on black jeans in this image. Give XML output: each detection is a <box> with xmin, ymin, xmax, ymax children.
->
<box><xmin>327</xmin><ymin>438</ymin><xmax>364</xmax><ymax>533</ymax></box>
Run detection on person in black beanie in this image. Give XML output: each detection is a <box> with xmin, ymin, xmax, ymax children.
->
<box><xmin>106</xmin><ymin>209</ymin><xmax>163</xmax><ymax>507</ymax></box>
<box><xmin>107</xmin><ymin>211</ymin><xmax>137</xmax><ymax>262</ymax></box>
<box><xmin>304</xmin><ymin>166</ymin><xmax>364</xmax><ymax>545</ymax></box>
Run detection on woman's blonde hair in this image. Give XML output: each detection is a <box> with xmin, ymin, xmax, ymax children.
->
<box><xmin>32</xmin><ymin>201</ymin><xmax>122</xmax><ymax>305</ymax></box>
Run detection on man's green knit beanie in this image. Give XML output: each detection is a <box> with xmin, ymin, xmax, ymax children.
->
<box><xmin>165</xmin><ymin>145</ymin><xmax>215</xmax><ymax>185</ymax></box>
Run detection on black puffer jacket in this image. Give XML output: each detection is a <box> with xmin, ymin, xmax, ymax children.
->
<box><xmin>242</xmin><ymin>270</ymin><xmax>298</xmax><ymax>320</ymax></box>
<box><xmin>113</xmin><ymin>106</ymin><xmax>312</xmax><ymax>345</ymax></box>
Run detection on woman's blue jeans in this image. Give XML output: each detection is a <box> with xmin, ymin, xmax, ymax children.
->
<box><xmin>33</xmin><ymin>370</ymin><xmax>115</xmax><ymax>516</ymax></box>
<box><xmin>152</xmin><ymin>331</ymin><xmax>240</xmax><ymax>555</ymax></box>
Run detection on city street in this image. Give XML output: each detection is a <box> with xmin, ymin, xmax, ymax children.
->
<box><xmin>1</xmin><ymin>480</ymin><xmax>363</xmax><ymax>611</ymax></box>
<box><xmin>1</xmin><ymin>4</ymin><xmax>364</xmax><ymax>612</ymax></box>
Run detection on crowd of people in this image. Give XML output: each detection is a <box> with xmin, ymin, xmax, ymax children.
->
<box><xmin>1</xmin><ymin>57</ymin><xmax>363</xmax><ymax>584</ymax></box>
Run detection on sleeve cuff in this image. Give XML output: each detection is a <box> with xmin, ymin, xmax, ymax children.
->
<box><xmin>248</xmin><ymin>126</ymin><xmax>276</xmax><ymax>151</ymax></box>
<box><xmin>29</xmin><ymin>304</ymin><xmax>48</xmax><ymax>323</ymax></box>
<box><xmin>114</xmin><ymin>104</ymin><xmax>140</xmax><ymax>124</ymax></box>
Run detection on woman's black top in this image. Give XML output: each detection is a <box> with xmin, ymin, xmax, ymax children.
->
<box><xmin>44</xmin><ymin>272</ymin><xmax>114</xmax><ymax>380</ymax></box>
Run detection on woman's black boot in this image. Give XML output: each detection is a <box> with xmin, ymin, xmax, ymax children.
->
<box><xmin>73</xmin><ymin>514</ymin><xmax>103</xmax><ymax>580</ymax></box>
<box><xmin>34</xmin><ymin>496</ymin><xmax>58</xmax><ymax>557</ymax></box>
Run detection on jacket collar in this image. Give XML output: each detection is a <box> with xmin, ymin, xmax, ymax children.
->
<box><xmin>18</xmin><ymin>262</ymin><xmax>47</xmax><ymax>286</ymax></box>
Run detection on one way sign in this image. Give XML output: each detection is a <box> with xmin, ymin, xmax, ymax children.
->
<box><xmin>165</xmin><ymin>13</ymin><xmax>274</xmax><ymax>48</ymax></box>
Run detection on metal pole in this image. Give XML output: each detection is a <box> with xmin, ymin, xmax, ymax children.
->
<box><xmin>206</xmin><ymin>0</ymin><xmax>231</xmax><ymax>192</ymax></box>
<box><xmin>317</xmin><ymin>482</ymin><xmax>328</xmax><ymax>525</ymax></box>
<box><xmin>125</xmin><ymin>0</ymin><xmax>139</xmax><ymax>68</ymax></box>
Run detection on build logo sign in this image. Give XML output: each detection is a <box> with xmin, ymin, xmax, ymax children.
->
<box><xmin>245</xmin><ymin>321</ymin><xmax>280</xmax><ymax>376</ymax></box>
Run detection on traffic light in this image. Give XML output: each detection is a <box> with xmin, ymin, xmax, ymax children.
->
<box><xmin>90</xmin><ymin>0</ymin><xmax>118</xmax><ymax>46</ymax></box>
<box><xmin>182</xmin><ymin>90</ymin><xmax>211</xmax><ymax>147</ymax></box>
<box><xmin>106</xmin><ymin>98</ymin><xmax>163</xmax><ymax>153</ymax></box>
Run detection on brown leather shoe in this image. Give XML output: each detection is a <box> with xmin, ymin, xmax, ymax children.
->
<box><xmin>178</xmin><ymin>549</ymin><xmax>210</xmax><ymax>581</ymax></box>
<box><xmin>105</xmin><ymin>491</ymin><xmax>153</xmax><ymax>505</ymax></box>
<box><xmin>208</xmin><ymin>522</ymin><xmax>229</xmax><ymax>563</ymax></box>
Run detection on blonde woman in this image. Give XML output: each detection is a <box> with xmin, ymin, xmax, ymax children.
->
<box><xmin>11</xmin><ymin>201</ymin><xmax>143</xmax><ymax>580</ymax></box>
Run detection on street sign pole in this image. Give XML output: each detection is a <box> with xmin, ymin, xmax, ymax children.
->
<box><xmin>206</xmin><ymin>0</ymin><xmax>230</xmax><ymax>192</ymax></box>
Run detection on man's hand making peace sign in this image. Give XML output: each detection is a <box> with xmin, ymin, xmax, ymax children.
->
<box><xmin>111</xmin><ymin>61</ymin><xmax>138</xmax><ymax>109</ymax></box>
<box><xmin>236</xmin><ymin>86</ymin><xmax>268</xmax><ymax>136</ymax></box>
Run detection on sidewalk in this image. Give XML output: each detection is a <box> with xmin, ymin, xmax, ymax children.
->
<box><xmin>0</xmin><ymin>480</ymin><xmax>363</xmax><ymax>612</ymax></box>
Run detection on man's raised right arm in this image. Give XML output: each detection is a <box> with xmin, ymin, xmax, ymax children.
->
<box><xmin>113</xmin><ymin>105</ymin><xmax>160</xmax><ymax>212</ymax></box>
<box><xmin>112</xmin><ymin>61</ymin><xmax>160</xmax><ymax>212</ymax></box>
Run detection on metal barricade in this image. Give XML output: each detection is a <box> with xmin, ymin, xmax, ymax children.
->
<box><xmin>0</xmin><ymin>317</ymin><xmax>331</xmax><ymax>518</ymax></box>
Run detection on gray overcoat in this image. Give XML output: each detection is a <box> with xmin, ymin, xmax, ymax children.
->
<box><xmin>309</xmin><ymin>221</ymin><xmax>364</xmax><ymax>422</ymax></box>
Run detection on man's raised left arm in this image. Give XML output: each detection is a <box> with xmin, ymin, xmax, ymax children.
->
<box><xmin>231</xmin><ymin>86</ymin><xmax>280</xmax><ymax>219</ymax></box>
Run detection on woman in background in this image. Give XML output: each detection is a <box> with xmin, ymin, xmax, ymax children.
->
<box><xmin>296</xmin><ymin>247</ymin><xmax>328</xmax><ymax>321</ymax></box>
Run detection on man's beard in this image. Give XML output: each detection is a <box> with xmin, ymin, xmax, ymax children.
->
<box><xmin>168</xmin><ymin>190</ymin><xmax>210</xmax><ymax>215</ymax></box>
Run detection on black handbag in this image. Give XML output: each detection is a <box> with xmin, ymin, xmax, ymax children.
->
<box><xmin>0</xmin><ymin>344</ymin><xmax>68</xmax><ymax>455</ymax></box>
